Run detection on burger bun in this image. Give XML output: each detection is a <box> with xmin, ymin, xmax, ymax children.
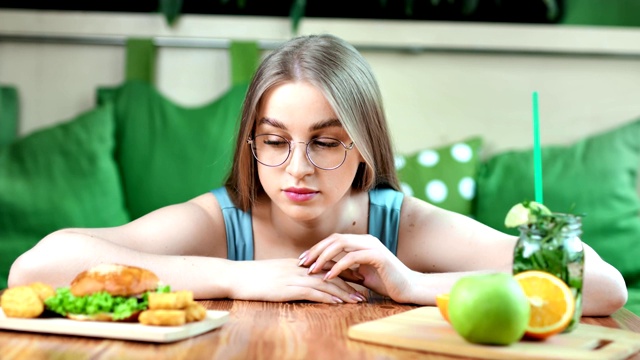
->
<box><xmin>70</xmin><ymin>264</ymin><xmax>160</xmax><ymax>297</ymax></box>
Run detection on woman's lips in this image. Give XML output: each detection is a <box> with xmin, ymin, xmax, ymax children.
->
<box><xmin>283</xmin><ymin>188</ymin><xmax>318</xmax><ymax>202</ymax></box>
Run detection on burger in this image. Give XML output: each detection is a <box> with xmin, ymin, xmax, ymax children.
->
<box><xmin>44</xmin><ymin>263</ymin><xmax>171</xmax><ymax>321</ymax></box>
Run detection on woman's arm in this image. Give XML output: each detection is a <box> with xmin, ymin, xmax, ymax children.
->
<box><xmin>8</xmin><ymin>193</ymin><xmax>365</xmax><ymax>303</ymax></box>
<box><xmin>304</xmin><ymin>196</ymin><xmax>627</xmax><ymax>315</ymax></box>
<box><xmin>8</xmin><ymin>193</ymin><xmax>232</xmax><ymax>297</ymax></box>
<box><xmin>397</xmin><ymin>196</ymin><xmax>628</xmax><ymax>316</ymax></box>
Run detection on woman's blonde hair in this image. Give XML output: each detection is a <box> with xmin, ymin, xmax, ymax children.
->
<box><xmin>225</xmin><ymin>34</ymin><xmax>400</xmax><ymax>211</ymax></box>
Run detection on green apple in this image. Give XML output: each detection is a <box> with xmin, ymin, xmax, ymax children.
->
<box><xmin>448</xmin><ymin>272</ymin><xmax>530</xmax><ymax>346</ymax></box>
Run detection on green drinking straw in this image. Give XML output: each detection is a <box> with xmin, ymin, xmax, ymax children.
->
<box><xmin>532</xmin><ymin>91</ymin><xmax>543</xmax><ymax>204</ymax></box>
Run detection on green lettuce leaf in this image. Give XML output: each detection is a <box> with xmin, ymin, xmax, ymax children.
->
<box><xmin>45</xmin><ymin>285</ymin><xmax>171</xmax><ymax>321</ymax></box>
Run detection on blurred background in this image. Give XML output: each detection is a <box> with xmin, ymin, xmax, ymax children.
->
<box><xmin>1</xmin><ymin>0</ymin><xmax>640</xmax><ymax>154</ymax></box>
<box><xmin>1</xmin><ymin>1</ymin><xmax>640</xmax><ymax>307</ymax></box>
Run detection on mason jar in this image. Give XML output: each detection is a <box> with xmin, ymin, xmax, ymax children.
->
<box><xmin>512</xmin><ymin>213</ymin><xmax>584</xmax><ymax>332</ymax></box>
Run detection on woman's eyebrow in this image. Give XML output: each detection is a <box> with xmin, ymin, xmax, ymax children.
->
<box><xmin>309</xmin><ymin>118</ymin><xmax>342</xmax><ymax>131</ymax></box>
<box><xmin>257</xmin><ymin>117</ymin><xmax>286</xmax><ymax>130</ymax></box>
<box><xmin>257</xmin><ymin>117</ymin><xmax>343</xmax><ymax>131</ymax></box>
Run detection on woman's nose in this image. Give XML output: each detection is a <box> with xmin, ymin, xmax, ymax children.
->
<box><xmin>286</xmin><ymin>142</ymin><xmax>315</xmax><ymax>176</ymax></box>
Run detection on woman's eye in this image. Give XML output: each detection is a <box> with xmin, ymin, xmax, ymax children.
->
<box><xmin>313</xmin><ymin>138</ymin><xmax>341</xmax><ymax>148</ymax></box>
<box><xmin>257</xmin><ymin>134</ymin><xmax>288</xmax><ymax>147</ymax></box>
<box><xmin>263</xmin><ymin>140</ymin><xmax>287</xmax><ymax>147</ymax></box>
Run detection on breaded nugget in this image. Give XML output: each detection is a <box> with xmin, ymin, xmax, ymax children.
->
<box><xmin>185</xmin><ymin>302</ymin><xmax>207</xmax><ymax>322</ymax></box>
<box><xmin>139</xmin><ymin>309</ymin><xmax>186</xmax><ymax>326</ymax></box>
<box><xmin>1</xmin><ymin>286</ymin><xmax>44</xmax><ymax>318</ymax></box>
<box><xmin>148</xmin><ymin>290</ymin><xmax>193</xmax><ymax>310</ymax></box>
<box><xmin>28</xmin><ymin>282</ymin><xmax>56</xmax><ymax>302</ymax></box>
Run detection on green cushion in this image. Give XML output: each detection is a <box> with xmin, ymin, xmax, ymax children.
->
<box><xmin>626</xmin><ymin>286</ymin><xmax>640</xmax><ymax>316</ymax></box>
<box><xmin>0</xmin><ymin>85</ymin><xmax>19</xmax><ymax>147</ymax></box>
<box><xmin>395</xmin><ymin>137</ymin><xmax>483</xmax><ymax>216</ymax></box>
<box><xmin>0</xmin><ymin>105</ymin><xmax>130</xmax><ymax>289</ymax></box>
<box><xmin>474</xmin><ymin>118</ymin><xmax>640</xmax><ymax>287</ymax></box>
<box><xmin>101</xmin><ymin>81</ymin><xmax>248</xmax><ymax>219</ymax></box>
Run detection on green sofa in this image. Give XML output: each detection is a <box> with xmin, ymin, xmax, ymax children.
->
<box><xmin>1</xmin><ymin>79</ymin><xmax>639</xmax><ymax>316</ymax></box>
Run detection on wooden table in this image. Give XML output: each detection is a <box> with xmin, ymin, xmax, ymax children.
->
<box><xmin>1</xmin><ymin>294</ymin><xmax>640</xmax><ymax>360</ymax></box>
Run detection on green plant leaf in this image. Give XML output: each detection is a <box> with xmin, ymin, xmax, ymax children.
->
<box><xmin>158</xmin><ymin>0</ymin><xmax>183</xmax><ymax>27</ymax></box>
<box><xmin>542</xmin><ymin>0</ymin><xmax>559</xmax><ymax>21</ymax></box>
<box><xmin>290</xmin><ymin>0</ymin><xmax>306</xmax><ymax>35</ymax></box>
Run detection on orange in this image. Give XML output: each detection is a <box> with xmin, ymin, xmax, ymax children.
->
<box><xmin>435</xmin><ymin>293</ymin><xmax>450</xmax><ymax>322</ymax></box>
<box><xmin>513</xmin><ymin>270</ymin><xmax>575</xmax><ymax>340</ymax></box>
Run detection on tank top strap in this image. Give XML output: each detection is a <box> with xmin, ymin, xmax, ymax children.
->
<box><xmin>211</xmin><ymin>187</ymin><xmax>254</xmax><ymax>260</ymax></box>
<box><xmin>368</xmin><ymin>188</ymin><xmax>404</xmax><ymax>255</ymax></box>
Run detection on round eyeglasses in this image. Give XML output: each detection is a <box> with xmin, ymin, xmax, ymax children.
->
<box><xmin>248</xmin><ymin>134</ymin><xmax>355</xmax><ymax>170</ymax></box>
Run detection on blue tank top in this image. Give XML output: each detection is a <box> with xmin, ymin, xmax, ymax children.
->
<box><xmin>211</xmin><ymin>187</ymin><xmax>404</xmax><ymax>260</ymax></box>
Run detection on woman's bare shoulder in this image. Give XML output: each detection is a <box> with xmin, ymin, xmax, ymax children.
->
<box><xmin>106</xmin><ymin>192</ymin><xmax>229</xmax><ymax>257</ymax></box>
<box><xmin>189</xmin><ymin>191</ymin><xmax>223</xmax><ymax>218</ymax></box>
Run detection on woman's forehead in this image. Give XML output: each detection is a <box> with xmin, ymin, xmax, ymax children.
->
<box><xmin>255</xmin><ymin>82</ymin><xmax>341</xmax><ymax>131</ymax></box>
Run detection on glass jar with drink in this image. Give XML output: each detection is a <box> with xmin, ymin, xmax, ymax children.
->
<box><xmin>507</xmin><ymin>202</ymin><xmax>584</xmax><ymax>332</ymax></box>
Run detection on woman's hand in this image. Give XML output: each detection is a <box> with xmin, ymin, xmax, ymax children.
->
<box><xmin>299</xmin><ymin>234</ymin><xmax>419</xmax><ymax>303</ymax></box>
<box><xmin>228</xmin><ymin>258</ymin><xmax>366</xmax><ymax>304</ymax></box>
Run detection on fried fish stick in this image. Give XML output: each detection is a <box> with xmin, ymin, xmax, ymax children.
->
<box><xmin>139</xmin><ymin>309</ymin><xmax>186</xmax><ymax>326</ymax></box>
<box><xmin>185</xmin><ymin>302</ymin><xmax>207</xmax><ymax>322</ymax></box>
<box><xmin>148</xmin><ymin>290</ymin><xmax>193</xmax><ymax>310</ymax></box>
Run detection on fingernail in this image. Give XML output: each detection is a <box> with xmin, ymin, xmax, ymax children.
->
<box><xmin>298</xmin><ymin>257</ymin><xmax>307</xmax><ymax>267</ymax></box>
<box><xmin>298</xmin><ymin>251</ymin><xmax>308</xmax><ymax>259</ymax></box>
<box><xmin>357</xmin><ymin>293</ymin><xmax>367</xmax><ymax>302</ymax></box>
<box><xmin>350</xmin><ymin>293</ymin><xmax>363</xmax><ymax>302</ymax></box>
<box><xmin>332</xmin><ymin>296</ymin><xmax>344</xmax><ymax>304</ymax></box>
<box><xmin>307</xmin><ymin>263</ymin><xmax>316</xmax><ymax>274</ymax></box>
<box><xmin>323</xmin><ymin>271</ymin><xmax>331</xmax><ymax>281</ymax></box>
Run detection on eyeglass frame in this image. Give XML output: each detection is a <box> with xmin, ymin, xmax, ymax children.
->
<box><xmin>247</xmin><ymin>133</ymin><xmax>355</xmax><ymax>170</ymax></box>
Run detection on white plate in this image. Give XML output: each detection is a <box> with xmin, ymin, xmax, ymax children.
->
<box><xmin>0</xmin><ymin>308</ymin><xmax>229</xmax><ymax>343</ymax></box>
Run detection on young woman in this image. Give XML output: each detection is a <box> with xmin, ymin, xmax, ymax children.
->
<box><xmin>9</xmin><ymin>34</ymin><xmax>627</xmax><ymax>315</ymax></box>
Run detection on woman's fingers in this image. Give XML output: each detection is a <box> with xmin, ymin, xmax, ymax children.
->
<box><xmin>292</xmin><ymin>285</ymin><xmax>365</xmax><ymax>304</ymax></box>
<box><xmin>305</xmin><ymin>271</ymin><xmax>366</xmax><ymax>303</ymax></box>
<box><xmin>298</xmin><ymin>236</ymin><xmax>338</xmax><ymax>267</ymax></box>
<box><xmin>303</xmin><ymin>235</ymin><xmax>377</xmax><ymax>275</ymax></box>
<box><xmin>323</xmin><ymin>250</ymin><xmax>376</xmax><ymax>281</ymax></box>
<box><xmin>336</xmin><ymin>268</ymin><xmax>365</xmax><ymax>284</ymax></box>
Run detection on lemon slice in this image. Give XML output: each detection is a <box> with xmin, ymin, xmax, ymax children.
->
<box><xmin>504</xmin><ymin>201</ymin><xmax>551</xmax><ymax>228</ymax></box>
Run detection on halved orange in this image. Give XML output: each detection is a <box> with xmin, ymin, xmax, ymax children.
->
<box><xmin>513</xmin><ymin>270</ymin><xmax>575</xmax><ymax>340</ymax></box>
<box><xmin>435</xmin><ymin>293</ymin><xmax>450</xmax><ymax>322</ymax></box>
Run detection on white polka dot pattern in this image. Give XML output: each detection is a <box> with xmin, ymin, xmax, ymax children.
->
<box><xmin>417</xmin><ymin>150</ymin><xmax>439</xmax><ymax>167</ymax></box>
<box><xmin>451</xmin><ymin>143</ymin><xmax>473</xmax><ymax>163</ymax></box>
<box><xmin>394</xmin><ymin>137</ymin><xmax>482</xmax><ymax>215</ymax></box>
<box><xmin>458</xmin><ymin>177</ymin><xmax>476</xmax><ymax>200</ymax></box>
<box><xmin>426</xmin><ymin>180</ymin><xmax>447</xmax><ymax>203</ymax></box>
<box><xmin>394</xmin><ymin>155</ymin><xmax>406</xmax><ymax>170</ymax></box>
<box><xmin>400</xmin><ymin>182</ymin><xmax>414</xmax><ymax>197</ymax></box>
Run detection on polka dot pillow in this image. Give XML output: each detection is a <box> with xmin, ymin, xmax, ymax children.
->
<box><xmin>394</xmin><ymin>137</ymin><xmax>483</xmax><ymax>216</ymax></box>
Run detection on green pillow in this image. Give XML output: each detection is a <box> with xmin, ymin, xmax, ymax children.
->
<box><xmin>474</xmin><ymin>118</ymin><xmax>640</xmax><ymax>287</ymax></box>
<box><xmin>101</xmin><ymin>81</ymin><xmax>248</xmax><ymax>219</ymax></box>
<box><xmin>395</xmin><ymin>137</ymin><xmax>483</xmax><ymax>216</ymax></box>
<box><xmin>0</xmin><ymin>104</ymin><xmax>130</xmax><ymax>289</ymax></box>
<box><xmin>626</xmin><ymin>286</ymin><xmax>640</xmax><ymax>316</ymax></box>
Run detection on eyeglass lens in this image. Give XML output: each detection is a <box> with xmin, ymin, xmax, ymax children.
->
<box><xmin>250</xmin><ymin>134</ymin><xmax>349</xmax><ymax>170</ymax></box>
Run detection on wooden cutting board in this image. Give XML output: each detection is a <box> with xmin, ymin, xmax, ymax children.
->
<box><xmin>348</xmin><ymin>307</ymin><xmax>640</xmax><ymax>359</ymax></box>
<box><xmin>0</xmin><ymin>309</ymin><xmax>229</xmax><ymax>343</ymax></box>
